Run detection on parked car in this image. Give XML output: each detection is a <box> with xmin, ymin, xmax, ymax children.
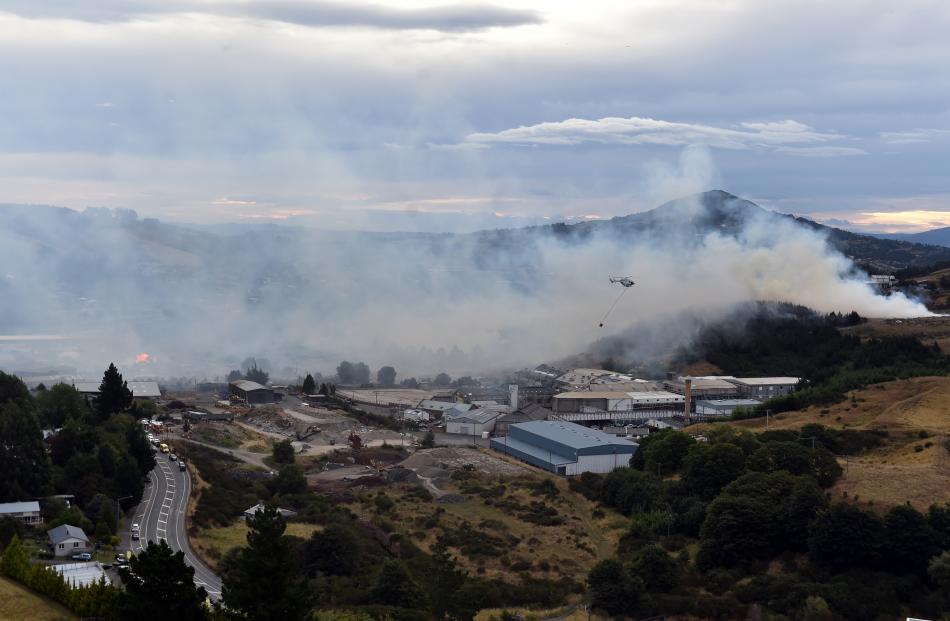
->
<box><xmin>114</xmin><ymin>555</ymin><xmax>129</xmax><ymax>566</ymax></box>
<box><xmin>178</xmin><ymin>461</ymin><xmax>186</xmax><ymax>472</ymax></box>
<box><xmin>169</xmin><ymin>453</ymin><xmax>178</xmax><ymax>461</ymax></box>
<box><xmin>71</xmin><ymin>553</ymin><xmax>92</xmax><ymax>561</ymax></box>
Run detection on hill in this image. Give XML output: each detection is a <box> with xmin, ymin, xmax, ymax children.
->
<box><xmin>875</xmin><ymin>225</ymin><xmax>950</xmax><ymax>248</ymax></box>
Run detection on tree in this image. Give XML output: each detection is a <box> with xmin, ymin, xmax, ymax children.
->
<box><xmin>600</xmin><ymin>469</ymin><xmax>662</xmax><ymax>515</ymax></box>
<box><xmin>928</xmin><ymin>550</ymin><xmax>950</xmax><ymax>591</ymax></box>
<box><xmin>799</xmin><ymin>596</ymin><xmax>833</xmax><ymax>621</ymax></box>
<box><xmin>118</xmin><ymin>539</ymin><xmax>208</xmax><ymax>621</ymax></box>
<box><xmin>641</xmin><ymin>430</ymin><xmax>696</xmax><ymax>475</ymax></box>
<box><xmin>337</xmin><ymin>361</ymin><xmax>355</xmax><ymax>384</ymax></box>
<box><xmin>0</xmin><ymin>400</ymin><xmax>52</xmax><ymax>501</ymax></box>
<box><xmin>368</xmin><ymin>559</ymin><xmax>427</xmax><ymax>609</ymax></box>
<box><xmin>428</xmin><ymin>539</ymin><xmax>476</xmax><ymax>621</ymax></box>
<box><xmin>302</xmin><ymin>374</ymin><xmax>316</xmax><ymax>395</ymax></box>
<box><xmin>377</xmin><ymin>366</ymin><xmax>396</xmax><ymax>386</ymax></box>
<box><xmin>95</xmin><ymin>363</ymin><xmax>133</xmax><ymax>419</ymax></box>
<box><xmin>244</xmin><ymin>365</ymin><xmax>269</xmax><ymax>385</ymax></box>
<box><xmin>270</xmin><ymin>464</ymin><xmax>307</xmax><ymax>495</ymax></box>
<box><xmin>433</xmin><ymin>373</ymin><xmax>452</xmax><ymax>387</ymax></box>
<box><xmin>807</xmin><ymin>504</ymin><xmax>886</xmax><ymax>571</ymax></box>
<box><xmin>681</xmin><ymin>442</ymin><xmax>746</xmax><ymax>499</ymax></box>
<box><xmin>37</xmin><ymin>383</ymin><xmax>89</xmax><ymax>428</ymax></box>
<box><xmin>272</xmin><ymin>439</ymin><xmax>295</xmax><ymax>465</ymax></box>
<box><xmin>226</xmin><ymin>369</ymin><xmax>243</xmax><ymax>382</ymax></box>
<box><xmin>884</xmin><ymin>503</ymin><xmax>939</xmax><ymax>574</ymax></box>
<box><xmin>353</xmin><ymin>362</ymin><xmax>371</xmax><ymax>385</ymax></box>
<box><xmin>304</xmin><ymin>523</ymin><xmax>360</xmax><ymax>576</ymax></box>
<box><xmin>221</xmin><ymin>505</ymin><xmax>306</xmax><ymax>621</ymax></box>
<box><xmin>630</xmin><ymin>545</ymin><xmax>679</xmax><ymax>592</ymax></box>
<box><xmin>401</xmin><ymin>377</ymin><xmax>420</xmax><ymax>389</ymax></box>
<box><xmin>587</xmin><ymin>558</ymin><xmax>645</xmax><ymax>617</ymax></box>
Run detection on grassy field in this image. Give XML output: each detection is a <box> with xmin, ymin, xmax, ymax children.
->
<box><xmin>184</xmin><ymin>421</ymin><xmax>272</xmax><ymax>453</ymax></box>
<box><xmin>841</xmin><ymin>316</ymin><xmax>950</xmax><ymax>353</ymax></box>
<box><xmin>349</xmin><ymin>469</ymin><xmax>626</xmax><ymax>583</ymax></box>
<box><xmin>0</xmin><ymin>576</ymin><xmax>77</xmax><ymax>621</ymax></box>
<box><xmin>192</xmin><ymin>521</ymin><xmax>323</xmax><ymax>569</ymax></box>
<box><xmin>697</xmin><ymin>376</ymin><xmax>950</xmax><ymax>511</ymax></box>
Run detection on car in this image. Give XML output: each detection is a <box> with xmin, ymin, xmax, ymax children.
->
<box><xmin>131</xmin><ymin>531</ymin><xmax>140</xmax><ymax>541</ymax></box>
<box><xmin>114</xmin><ymin>555</ymin><xmax>129</xmax><ymax>566</ymax></box>
<box><xmin>178</xmin><ymin>461</ymin><xmax>186</xmax><ymax>472</ymax></box>
<box><xmin>71</xmin><ymin>552</ymin><xmax>92</xmax><ymax>561</ymax></box>
<box><xmin>132</xmin><ymin>522</ymin><xmax>139</xmax><ymax>531</ymax></box>
<box><xmin>169</xmin><ymin>453</ymin><xmax>177</xmax><ymax>461</ymax></box>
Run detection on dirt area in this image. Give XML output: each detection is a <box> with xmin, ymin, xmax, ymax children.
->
<box><xmin>399</xmin><ymin>447</ymin><xmax>530</xmax><ymax>494</ymax></box>
<box><xmin>842</xmin><ymin>316</ymin><xmax>950</xmax><ymax>353</ymax></box>
<box><xmin>338</xmin><ymin>388</ymin><xmax>434</xmax><ymax>407</ymax></box>
<box><xmin>698</xmin><ymin>376</ymin><xmax>950</xmax><ymax>512</ymax></box>
<box><xmin>183</xmin><ymin>421</ymin><xmax>271</xmax><ymax>453</ymax></box>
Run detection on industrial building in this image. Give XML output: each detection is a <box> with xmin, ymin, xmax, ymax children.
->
<box><xmin>445</xmin><ymin>409</ymin><xmax>502</xmax><ymax>436</ymax></box>
<box><xmin>418</xmin><ymin>400</ymin><xmax>471</xmax><ymax>417</ymax></box>
<box><xmin>495</xmin><ymin>404</ymin><xmax>552</xmax><ymax>435</ymax></box>
<box><xmin>74</xmin><ymin>380</ymin><xmax>162</xmax><ymax>400</ymax></box>
<box><xmin>695</xmin><ymin>399</ymin><xmax>762</xmax><ymax>418</ymax></box>
<box><xmin>229</xmin><ymin>380</ymin><xmax>277</xmax><ymax>405</ymax></box>
<box><xmin>555</xmin><ymin>368</ymin><xmax>655</xmax><ymax>392</ymax></box>
<box><xmin>490</xmin><ymin>420</ymin><xmax>637</xmax><ymax>475</ymax></box>
<box><xmin>725</xmin><ymin>377</ymin><xmax>800</xmax><ymax>399</ymax></box>
<box><xmin>0</xmin><ymin>501</ymin><xmax>42</xmax><ymax>525</ymax></box>
<box><xmin>663</xmin><ymin>377</ymin><xmax>740</xmax><ymax>400</ymax></box>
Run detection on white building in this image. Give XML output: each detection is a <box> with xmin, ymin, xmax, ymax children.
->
<box><xmin>552</xmin><ymin>390</ymin><xmax>685</xmax><ymax>414</ymax></box>
<box><xmin>0</xmin><ymin>501</ymin><xmax>43</xmax><ymax>526</ymax></box>
<box><xmin>725</xmin><ymin>377</ymin><xmax>800</xmax><ymax>399</ymax></box>
<box><xmin>490</xmin><ymin>420</ymin><xmax>638</xmax><ymax>476</ymax></box>
<box><xmin>445</xmin><ymin>409</ymin><xmax>501</xmax><ymax>436</ymax></box>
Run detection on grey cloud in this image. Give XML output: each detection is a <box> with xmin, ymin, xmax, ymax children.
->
<box><xmin>0</xmin><ymin>0</ymin><xmax>542</xmax><ymax>32</ymax></box>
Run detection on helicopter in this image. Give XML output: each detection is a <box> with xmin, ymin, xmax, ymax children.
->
<box><xmin>599</xmin><ymin>276</ymin><xmax>636</xmax><ymax>327</ymax></box>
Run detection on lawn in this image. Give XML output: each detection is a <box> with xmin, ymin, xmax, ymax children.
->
<box><xmin>192</xmin><ymin>521</ymin><xmax>323</xmax><ymax>569</ymax></box>
<box><xmin>0</xmin><ymin>575</ymin><xmax>77</xmax><ymax>621</ymax></box>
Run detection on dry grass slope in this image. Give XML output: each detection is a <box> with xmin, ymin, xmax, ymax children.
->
<box><xmin>0</xmin><ymin>575</ymin><xmax>77</xmax><ymax>621</ymax></box>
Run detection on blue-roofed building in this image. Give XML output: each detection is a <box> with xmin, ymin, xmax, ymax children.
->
<box><xmin>490</xmin><ymin>420</ymin><xmax>637</xmax><ymax>476</ymax></box>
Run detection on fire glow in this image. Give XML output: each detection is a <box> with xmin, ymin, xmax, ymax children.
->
<box><xmin>135</xmin><ymin>353</ymin><xmax>151</xmax><ymax>363</ymax></box>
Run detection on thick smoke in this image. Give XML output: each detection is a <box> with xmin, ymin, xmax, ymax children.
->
<box><xmin>0</xmin><ymin>194</ymin><xmax>931</xmax><ymax>380</ymax></box>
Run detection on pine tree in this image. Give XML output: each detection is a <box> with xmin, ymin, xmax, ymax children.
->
<box><xmin>117</xmin><ymin>539</ymin><xmax>208</xmax><ymax>621</ymax></box>
<box><xmin>95</xmin><ymin>363</ymin><xmax>133</xmax><ymax>419</ymax></box>
<box><xmin>302</xmin><ymin>374</ymin><xmax>316</xmax><ymax>395</ymax></box>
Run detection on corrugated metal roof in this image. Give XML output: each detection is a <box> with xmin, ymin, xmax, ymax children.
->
<box><xmin>53</xmin><ymin>562</ymin><xmax>110</xmax><ymax>588</ymax></box>
<box><xmin>729</xmin><ymin>377</ymin><xmax>799</xmax><ymax>386</ymax></box>
<box><xmin>449</xmin><ymin>409</ymin><xmax>502</xmax><ymax>424</ymax></box>
<box><xmin>230</xmin><ymin>380</ymin><xmax>270</xmax><ymax>392</ymax></box>
<box><xmin>47</xmin><ymin>524</ymin><xmax>89</xmax><ymax>544</ymax></box>
<box><xmin>0</xmin><ymin>501</ymin><xmax>40</xmax><ymax>514</ymax></box>
<box><xmin>490</xmin><ymin>435</ymin><xmax>575</xmax><ymax>465</ymax></box>
<box><xmin>511</xmin><ymin>420</ymin><xmax>637</xmax><ymax>451</ymax></box>
<box><xmin>696</xmin><ymin>399</ymin><xmax>762</xmax><ymax>408</ymax></box>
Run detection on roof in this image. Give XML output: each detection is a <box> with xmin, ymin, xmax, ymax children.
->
<box><xmin>697</xmin><ymin>398</ymin><xmax>763</xmax><ymax>408</ymax></box>
<box><xmin>491</xmin><ymin>435</ymin><xmax>576</xmax><ymax>466</ymax></box>
<box><xmin>53</xmin><ymin>562</ymin><xmax>110</xmax><ymax>588</ymax></box>
<box><xmin>512</xmin><ymin>420</ymin><xmax>637</xmax><ymax>451</ymax></box>
<box><xmin>728</xmin><ymin>377</ymin><xmax>800</xmax><ymax>386</ymax></box>
<box><xmin>667</xmin><ymin>377</ymin><xmax>738</xmax><ymax>390</ymax></box>
<box><xmin>47</xmin><ymin>524</ymin><xmax>89</xmax><ymax>544</ymax></box>
<box><xmin>419</xmin><ymin>400</ymin><xmax>471</xmax><ymax>412</ymax></box>
<box><xmin>554</xmin><ymin>390</ymin><xmax>683</xmax><ymax>401</ymax></box>
<box><xmin>73</xmin><ymin>380</ymin><xmax>161</xmax><ymax>398</ymax></box>
<box><xmin>0</xmin><ymin>501</ymin><xmax>40</xmax><ymax>514</ymax></box>
<box><xmin>449</xmin><ymin>409</ymin><xmax>502</xmax><ymax>425</ymax></box>
<box><xmin>230</xmin><ymin>380</ymin><xmax>270</xmax><ymax>392</ymax></box>
<box><xmin>244</xmin><ymin>503</ymin><xmax>297</xmax><ymax>517</ymax></box>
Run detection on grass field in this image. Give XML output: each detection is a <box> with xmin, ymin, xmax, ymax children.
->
<box><xmin>192</xmin><ymin>521</ymin><xmax>323</xmax><ymax>569</ymax></box>
<box><xmin>185</xmin><ymin>422</ymin><xmax>272</xmax><ymax>453</ymax></box>
<box><xmin>697</xmin><ymin>376</ymin><xmax>950</xmax><ymax>512</ymax></box>
<box><xmin>0</xmin><ymin>576</ymin><xmax>77</xmax><ymax>621</ymax></box>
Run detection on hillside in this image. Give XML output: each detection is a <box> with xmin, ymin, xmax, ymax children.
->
<box><xmin>876</xmin><ymin>225</ymin><xmax>950</xmax><ymax>248</ymax></box>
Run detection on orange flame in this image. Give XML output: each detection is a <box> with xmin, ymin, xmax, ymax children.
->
<box><xmin>136</xmin><ymin>353</ymin><xmax>151</xmax><ymax>363</ymax></box>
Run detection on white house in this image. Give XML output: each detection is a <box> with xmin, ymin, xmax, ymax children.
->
<box><xmin>0</xmin><ymin>501</ymin><xmax>43</xmax><ymax>526</ymax></box>
<box><xmin>47</xmin><ymin>524</ymin><xmax>90</xmax><ymax>557</ymax></box>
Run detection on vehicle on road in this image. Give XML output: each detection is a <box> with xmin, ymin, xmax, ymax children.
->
<box><xmin>131</xmin><ymin>522</ymin><xmax>140</xmax><ymax>540</ymax></box>
<box><xmin>169</xmin><ymin>453</ymin><xmax>178</xmax><ymax>461</ymax></box>
<box><xmin>114</xmin><ymin>555</ymin><xmax>129</xmax><ymax>566</ymax></box>
<box><xmin>160</xmin><ymin>443</ymin><xmax>170</xmax><ymax>453</ymax></box>
<box><xmin>178</xmin><ymin>461</ymin><xmax>186</xmax><ymax>471</ymax></box>
<box><xmin>72</xmin><ymin>553</ymin><xmax>92</xmax><ymax>561</ymax></box>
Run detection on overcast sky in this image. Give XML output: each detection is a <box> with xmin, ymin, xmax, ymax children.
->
<box><xmin>2</xmin><ymin>0</ymin><xmax>950</xmax><ymax>232</ymax></box>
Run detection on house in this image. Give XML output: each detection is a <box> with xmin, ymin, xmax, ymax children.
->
<box><xmin>0</xmin><ymin>501</ymin><xmax>43</xmax><ymax>526</ymax></box>
<box><xmin>445</xmin><ymin>409</ymin><xmax>501</xmax><ymax>436</ymax></box>
<box><xmin>73</xmin><ymin>380</ymin><xmax>162</xmax><ymax>400</ymax></box>
<box><xmin>490</xmin><ymin>420</ymin><xmax>637</xmax><ymax>475</ymax></box>
<box><xmin>47</xmin><ymin>524</ymin><xmax>90</xmax><ymax>557</ymax></box>
<box><xmin>724</xmin><ymin>377</ymin><xmax>800</xmax><ymax>400</ymax></box>
<box><xmin>695</xmin><ymin>398</ymin><xmax>762</xmax><ymax>418</ymax></box>
<box><xmin>495</xmin><ymin>404</ymin><xmax>552</xmax><ymax>435</ymax></box>
<box><xmin>229</xmin><ymin>380</ymin><xmax>277</xmax><ymax>405</ymax></box>
<box><xmin>243</xmin><ymin>503</ymin><xmax>298</xmax><ymax>521</ymax></box>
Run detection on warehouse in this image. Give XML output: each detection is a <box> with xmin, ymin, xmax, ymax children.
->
<box><xmin>663</xmin><ymin>377</ymin><xmax>740</xmax><ymax>399</ymax></box>
<box><xmin>695</xmin><ymin>398</ymin><xmax>762</xmax><ymax>418</ymax></box>
<box><xmin>725</xmin><ymin>377</ymin><xmax>800</xmax><ymax>399</ymax></box>
<box><xmin>445</xmin><ymin>409</ymin><xmax>501</xmax><ymax>436</ymax></box>
<box><xmin>552</xmin><ymin>390</ymin><xmax>684</xmax><ymax>414</ymax></box>
<box><xmin>490</xmin><ymin>420</ymin><xmax>637</xmax><ymax>475</ymax></box>
<box><xmin>229</xmin><ymin>380</ymin><xmax>277</xmax><ymax>405</ymax></box>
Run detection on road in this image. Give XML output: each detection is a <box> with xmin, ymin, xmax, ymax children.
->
<box><xmin>130</xmin><ymin>454</ymin><xmax>223</xmax><ymax>600</ymax></box>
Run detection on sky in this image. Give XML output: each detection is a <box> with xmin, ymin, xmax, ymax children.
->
<box><xmin>2</xmin><ymin>0</ymin><xmax>950</xmax><ymax>233</ymax></box>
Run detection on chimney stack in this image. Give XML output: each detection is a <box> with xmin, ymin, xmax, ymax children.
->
<box><xmin>508</xmin><ymin>384</ymin><xmax>519</xmax><ymax>413</ymax></box>
<box><xmin>684</xmin><ymin>378</ymin><xmax>692</xmax><ymax>424</ymax></box>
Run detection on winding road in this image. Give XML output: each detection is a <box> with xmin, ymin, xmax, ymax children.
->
<box><xmin>130</xmin><ymin>454</ymin><xmax>223</xmax><ymax>600</ymax></box>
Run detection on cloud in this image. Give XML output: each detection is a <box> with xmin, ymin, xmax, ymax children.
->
<box><xmin>463</xmin><ymin>116</ymin><xmax>852</xmax><ymax>152</ymax></box>
<box><xmin>0</xmin><ymin>0</ymin><xmax>542</xmax><ymax>32</ymax></box>
<box><xmin>880</xmin><ymin>128</ymin><xmax>950</xmax><ymax>144</ymax></box>
<box><xmin>774</xmin><ymin>146</ymin><xmax>867</xmax><ymax>157</ymax></box>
